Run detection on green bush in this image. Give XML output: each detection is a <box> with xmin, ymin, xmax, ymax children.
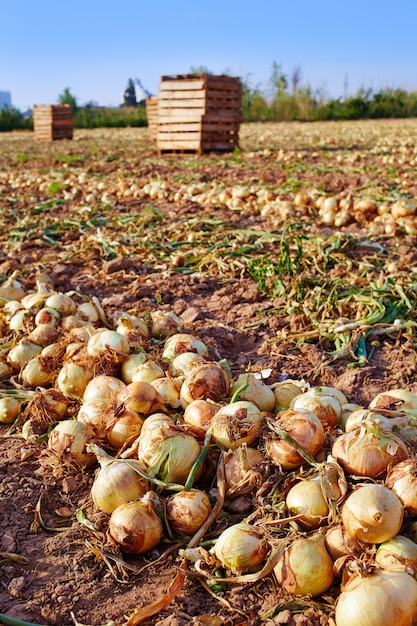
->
<box><xmin>0</xmin><ymin>107</ymin><xmax>32</xmax><ymax>132</ymax></box>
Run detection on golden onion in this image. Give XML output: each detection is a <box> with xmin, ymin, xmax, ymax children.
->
<box><xmin>212</xmin><ymin>522</ymin><xmax>269</xmax><ymax>574</ymax></box>
<box><xmin>342</xmin><ymin>484</ymin><xmax>404</xmax><ymax>544</ymax></box>
<box><xmin>108</xmin><ymin>499</ymin><xmax>163</xmax><ymax>554</ymax></box>
<box><xmin>210</xmin><ymin>401</ymin><xmax>265</xmax><ymax>449</ymax></box>
<box><xmin>166</xmin><ymin>488</ymin><xmax>212</xmax><ymax>535</ymax></box>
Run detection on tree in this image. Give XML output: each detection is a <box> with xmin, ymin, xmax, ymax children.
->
<box><xmin>123</xmin><ymin>79</ymin><xmax>137</xmax><ymax>107</ymax></box>
<box><xmin>58</xmin><ymin>87</ymin><xmax>78</xmax><ymax>112</ymax></box>
<box><xmin>269</xmin><ymin>62</ymin><xmax>288</xmax><ymax>100</ymax></box>
<box><xmin>291</xmin><ymin>66</ymin><xmax>302</xmax><ymax>94</ymax></box>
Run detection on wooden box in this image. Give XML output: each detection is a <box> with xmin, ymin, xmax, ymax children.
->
<box><xmin>33</xmin><ymin>104</ymin><xmax>73</xmax><ymax>141</ymax></box>
<box><xmin>146</xmin><ymin>96</ymin><xmax>159</xmax><ymax>141</ymax></box>
<box><xmin>156</xmin><ymin>74</ymin><xmax>241</xmax><ymax>155</ymax></box>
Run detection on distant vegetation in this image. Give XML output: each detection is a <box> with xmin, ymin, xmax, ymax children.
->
<box><xmin>2</xmin><ymin>64</ymin><xmax>417</xmax><ymax>132</ymax></box>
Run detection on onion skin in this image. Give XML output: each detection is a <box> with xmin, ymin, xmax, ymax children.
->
<box><xmin>264</xmin><ymin>408</ymin><xmax>325</xmax><ymax>470</ymax></box>
<box><xmin>180</xmin><ymin>361</ymin><xmax>230</xmax><ymax>409</ymax></box>
<box><xmin>332</xmin><ymin>425</ymin><xmax>409</xmax><ymax>478</ymax></box>
<box><xmin>166</xmin><ymin>489</ymin><xmax>212</xmax><ymax>535</ymax></box>
<box><xmin>274</xmin><ymin>534</ymin><xmax>334</xmax><ymax>597</ymax></box>
<box><xmin>342</xmin><ymin>484</ymin><xmax>404</xmax><ymax>544</ymax></box>
<box><xmin>91</xmin><ymin>459</ymin><xmax>149</xmax><ymax>514</ymax></box>
<box><xmin>48</xmin><ymin>420</ymin><xmax>96</xmax><ymax>467</ymax></box>
<box><xmin>230</xmin><ymin>373</ymin><xmax>275</xmax><ymax>412</ymax></box>
<box><xmin>335</xmin><ymin>569</ymin><xmax>417</xmax><ymax>626</ymax></box>
<box><xmin>385</xmin><ymin>458</ymin><xmax>417</xmax><ymax>513</ymax></box>
<box><xmin>183</xmin><ymin>399</ymin><xmax>221</xmax><ymax>437</ymax></box>
<box><xmin>212</xmin><ymin>522</ymin><xmax>269</xmax><ymax>574</ymax></box>
<box><xmin>285</xmin><ymin>478</ymin><xmax>329</xmax><ymax>530</ymax></box>
<box><xmin>108</xmin><ymin>500</ymin><xmax>163</xmax><ymax>554</ymax></box>
<box><xmin>210</xmin><ymin>401</ymin><xmax>265</xmax><ymax>449</ymax></box>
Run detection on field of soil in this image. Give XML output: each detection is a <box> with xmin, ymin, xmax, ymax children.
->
<box><xmin>1</xmin><ymin>119</ymin><xmax>417</xmax><ymax>626</ymax></box>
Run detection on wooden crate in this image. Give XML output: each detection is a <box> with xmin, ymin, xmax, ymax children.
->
<box><xmin>33</xmin><ymin>104</ymin><xmax>73</xmax><ymax>141</ymax></box>
<box><xmin>156</xmin><ymin>74</ymin><xmax>241</xmax><ymax>155</ymax></box>
<box><xmin>146</xmin><ymin>96</ymin><xmax>159</xmax><ymax>141</ymax></box>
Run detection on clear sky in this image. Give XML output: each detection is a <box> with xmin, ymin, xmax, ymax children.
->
<box><xmin>2</xmin><ymin>0</ymin><xmax>417</xmax><ymax>111</ymax></box>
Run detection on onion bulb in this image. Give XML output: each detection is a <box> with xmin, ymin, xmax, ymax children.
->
<box><xmin>264</xmin><ymin>408</ymin><xmax>325</xmax><ymax>470</ymax></box>
<box><xmin>106</xmin><ymin>408</ymin><xmax>144</xmax><ymax>449</ymax></box>
<box><xmin>273</xmin><ymin>533</ymin><xmax>334</xmax><ymax>597</ymax></box>
<box><xmin>179</xmin><ymin>361</ymin><xmax>230</xmax><ymax>409</ymax></box>
<box><xmin>162</xmin><ymin>333</ymin><xmax>207</xmax><ymax>362</ymax></box>
<box><xmin>335</xmin><ymin>568</ymin><xmax>417</xmax><ymax>626</ymax></box>
<box><xmin>285</xmin><ymin>478</ymin><xmax>329</xmax><ymax>530</ymax></box>
<box><xmin>57</xmin><ymin>361</ymin><xmax>94</xmax><ymax>399</ymax></box>
<box><xmin>210</xmin><ymin>401</ymin><xmax>265</xmax><ymax>449</ymax></box>
<box><xmin>89</xmin><ymin>444</ymin><xmax>148</xmax><ymax>514</ymax></box>
<box><xmin>332</xmin><ymin>424</ymin><xmax>409</xmax><ymax>478</ymax></box>
<box><xmin>168</xmin><ymin>351</ymin><xmax>206</xmax><ymax>388</ymax></box>
<box><xmin>131</xmin><ymin>359</ymin><xmax>165</xmax><ymax>384</ymax></box>
<box><xmin>87</xmin><ymin>329</ymin><xmax>130</xmax><ymax>360</ymax></box>
<box><xmin>108</xmin><ymin>499</ymin><xmax>163</xmax><ymax>554</ymax></box>
<box><xmin>120</xmin><ymin>352</ymin><xmax>148</xmax><ymax>384</ymax></box>
<box><xmin>271</xmin><ymin>380</ymin><xmax>303</xmax><ymax>412</ymax></box>
<box><xmin>369</xmin><ymin>388</ymin><xmax>417</xmax><ymax>414</ymax></box>
<box><xmin>150</xmin><ymin>310</ymin><xmax>182</xmax><ymax>339</ymax></box>
<box><xmin>0</xmin><ymin>397</ymin><xmax>22</xmax><ymax>424</ymax></box>
<box><xmin>375</xmin><ymin>534</ymin><xmax>417</xmax><ymax>576</ymax></box>
<box><xmin>182</xmin><ymin>399</ymin><xmax>221</xmax><ymax>436</ymax></box>
<box><xmin>385</xmin><ymin>458</ymin><xmax>417</xmax><ymax>513</ymax></box>
<box><xmin>137</xmin><ymin>418</ymin><xmax>201</xmax><ymax>484</ymax></box>
<box><xmin>83</xmin><ymin>375</ymin><xmax>126</xmax><ymax>403</ymax></box>
<box><xmin>115</xmin><ymin>381</ymin><xmax>164</xmax><ymax>415</ymax></box>
<box><xmin>342</xmin><ymin>484</ymin><xmax>404</xmax><ymax>544</ymax></box>
<box><xmin>291</xmin><ymin>392</ymin><xmax>341</xmax><ymax>428</ymax></box>
<box><xmin>166</xmin><ymin>488</ymin><xmax>212</xmax><ymax>535</ymax></box>
<box><xmin>212</xmin><ymin>522</ymin><xmax>269</xmax><ymax>574</ymax></box>
<box><xmin>224</xmin><ymin>445</ymin><xmax>266</xmax><ymax>498</ymax></box>
<box><xmin>150</xmin><ymin>377</ymin><xmax>181</xmax><ymax>409</ymax></box>
<box><xmin>48</xmin><ymin>419</ymin><xmax>96</xmax><ymax>467</ymax></box>
<box><xmin>230</xmin><ymin>373</ymin><xmax>275</xmax><ymax>412</ymax></box>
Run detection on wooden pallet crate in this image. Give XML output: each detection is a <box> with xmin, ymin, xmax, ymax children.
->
<box><xmin>33</xmin><ymin>104</ymin><xmax>73</xmax><ymax>141</ymax></box>
<box><xmin>146</xmin><ymin>96</ymin><xmax>159</xmax><ymax>141</ymax></box>
<box><xmin>156</xmin><ymin>74</ymin><xmax>241</xmax><ymax>155</ymax></box>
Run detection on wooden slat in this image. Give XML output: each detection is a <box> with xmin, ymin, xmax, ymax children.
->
<box><xmin>157</xmin><ymin>122</ymin><xmax>201</xmax><ymax>132</ymax></box>
<box><xmin>159</xmin><ymin>89</ymin><xmax>206</xmax><ymax>100</ymax></box>
<box><xmin>157</xmin><ymin>132</ymin><xmax>201</xmax><ymax>142</ymax></box>
<box><xmin>160</xmin><ymin>79</ymin><xmax>206</xmax><ymax>91</ymax></box>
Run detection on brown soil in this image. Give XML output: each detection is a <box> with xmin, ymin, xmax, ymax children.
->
<box><xmin>1</xmin><ymin>121</ymin><xmax>417</xmax><ymax>626</ymax></box>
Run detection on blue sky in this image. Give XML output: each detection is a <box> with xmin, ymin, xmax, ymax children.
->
<box><xmin>2</xmin><ymin>1</ymin><xmax>417</xmax><ymax>111</ymax></box>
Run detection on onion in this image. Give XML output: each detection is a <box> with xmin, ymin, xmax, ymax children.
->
<box><xmin>150</xmin><ymin>310</ymin><xmax>182</xmax><ymax>339</ymax></box>
<box><xmin>183</xmin><ymin>399</ymin><xmax>221</xmax><ymax>436</ymax></box>
<box><xmin>120</xmin><ymin>351</ymin><xmax>148</xmax><ymax>383</ymax></box>
<box><xmin>210</xmin><ymin>401</ymin><xmax>265</xmax><ymax>449</ymax></box>
<box><xmin>116</xmin><ymin>312</ymin><xmax>149</xmax><ymax>341</ymax></box>
<box><xmin>7</xmin><ymin>339</ymin><xmax>42</xmax><ymax>370</ymax></box>
<box><xmin>44</xmin><ymin>293</ymin><xmax>77</xmax><ymax>316</ymax></box>
<box><xmin>150</xmin><ymin>377</ymin><xmax>181</xmax><ymax>409</ymax></box>
<box><xmin>57</xmin><ymin>361</ymin><xmax>94</xmax><ymax>399</ymax></box>
<box><xmin>77</xmin><ymin>398</ymin><xmax>110</xmax><ymax>439</ymax></box>
<box><xmin>179</xmin><ymin>361</ymin><xmax>230</xmax><ymax>409</ymax></box>
<box><xmin>34</xmin><ymin>307</ymin><xmax>60</xmax><ymax>326</ymax></box>
<box><xmin>87</xmin><ymin>329</ymin><xmax>130</xmax><ymax>360</ymax></box>
<box><xmin>335</xmin><ymin>568</ymin><xmax>417</xmax><ymax>626</ymax></box>
<box><xmin>369</xmin><ymin>388</ymin><xmax>417</xmax><ymax>414</ymax></box>
<box><xmin>0</xmin><ymin>397</ymin><xmax>22</xmax><ymax>424</ymax></box>
<box><xmin>0</xmin><ymin>275</ymin><xmax>25</xmax><ymax>301</ymax></box>
<box><xmin>224</xmin><ymin>445</ymin><xmax>266</xmax><ymax>498</ymax></box>
<box><xmin>27</xmin><ymin>323</ymin><xmax>60</xmax><ymax>347</ymax></box>
<box><xmin>332</xmin><ymin>424</ymin><xmax>409</xmax><ymax>478</ymax></box>
<box><xmin>168</xmin><ymin>352</ymin><xmax>205</xmax><ymax>389</ymax></box>
<box><xmin>131</xmin><ymin>359</ymin><xmax>165</xmax><ymax>384</ymax></box>
<box><xmin>212</xmin><ymin>522</ymin><xmax>269</xmax><ymax>574</ymax></box>
<box><xmin>21</xmin><ymin>279</ymin><xmax>52</xmax><ymax>310</ymax></box>
<box><xmin>89</xmin><ymin>444</ymin><xmax>148</xmax><ymax>514</ymax></box>
<box><xmin>106</xmin><ymin>408</ymin><xmax>144</xmax><ymax>449</ymax></box>
<box><xmin>82</xmin><ymin>374</ymin><xmax>126</xmax><ymax>403</ymax></box>
<box><xmin>291</xmin><ymin>392</ymin><xmax>341</xmax><ymax>429</ymax></box>
<box><xmin>264</xmin><ymin>408</ymin><xmax>325</xmax><ymax>470</ymax></box>
<box><xmin>325</xmin><ymin>523</ymin><xmax>361</xmax><ymax>561</ymax></box>
<box><xmin>166</xmin><ymin>488</ymin><xmax>212</xmax><ymax>535</ymax></box>
<box><xmin>285</xmin><ymin>478</ymin><xmax>329</xmax><ymax>530</ymax></box>
<box><xmin>48</xmin><ymin>419</ymin><xmax>96</xmax><ymax>467</ymax></box>
<box><xmin>77</xmin><ymin>301</ymin><xmax>100</xmax><ymax>323</ymax></box>
<box><xmin>342</xmin><ymin>484</ymin><xmax>404</xmax><ymax>544</ymax></box>
<box><xmin>230</xmin><ymin>373</ymin><xmax>275</xmax><ymax>412</ymax></box>
<box><xmin>385</xmin><ymin>458</ymin><xmax>417</xmax><ymax>513</ymax></box>
<box><xmin>375</xmin><ymin>534</ymin><xmax>417</xmax><ymax>576</ymax></box>
<box><xmin>8</xmin><ymin>309</ymin><xmax>34</xmax><ymax>332</ymax></box>
<box><xmin>271</xmin><ymin>380</ymin><xmax>303</xmax><ymax>412</ymax></box>
<box><xmin>137</xmin><ymin>421</ymin><xmax>202</xmax><ymax>485</ymax></box>
<box><xmin>162</xmin><ymin>333</ymin><xmax>208</xmax><ymax>362</ymax></box>
<box><xmin>115</xmin><ymin>381</ymin><xmax>164</xmax><ymax>415</ymax></box>
<box><xmin>20</xmin><ymin>356</ymin><xmax>55</xmax><ymax>387</ymax></box>
<box><xmin>273</xmin><ymin>533</ymin><xmax>334</xmax><ymax>597</ymax></box>
<box><xmin>108</xmin><ymin>499</ymin><xmax>163</xmax><ymax>554</ymax></box>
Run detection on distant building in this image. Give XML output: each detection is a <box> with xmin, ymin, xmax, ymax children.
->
<box><xmin>0</xmin><ymin>91</ymin><xmax>12</xmax><ymax>109</ymax></box>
